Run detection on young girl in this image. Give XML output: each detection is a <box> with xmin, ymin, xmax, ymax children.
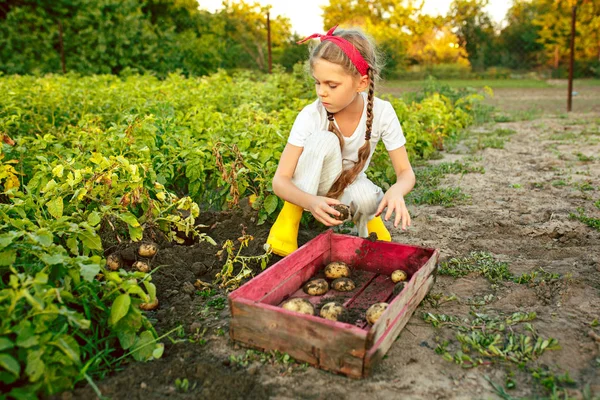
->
<box><xmin>267</xmin><ymin>25</ymin><xmax>415</xmax><ymax>257</ymax></box>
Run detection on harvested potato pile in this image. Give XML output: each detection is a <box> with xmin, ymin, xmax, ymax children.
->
<box><xmin>319</xmin><ymin>302</ymin><xmax>344</xmax><ymax>321</ymax></box>
<box><xmin>391</xmin><ymin>269</ymin><xmax>408</xmax><ymax>283</ymax></box>
<box><xmin>366</xmin><ymin>302</ymin><xmax>388</xmax><ymax>325</ymax></box>
<box><xmin>303</xmin><ymin>279</ymin><xmax>329</xmax><ymax>296</ymax></box>
<box><xmin>281</xmin><ymin>298</ymin><xmax>314</xmax><ymax>315</ymax></box>
<box><xmin>324</xmin><ymin>261</ymin><xmax>350</xmax><ymax>279</ymax></box>
<box><xmin>331</xmin><ymin>277</ymin><xmax>356</xmax><ymax>292</ymax></box>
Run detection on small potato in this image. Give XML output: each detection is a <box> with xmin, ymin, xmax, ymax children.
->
<box><xmin>319</xmin><ymin>302</ymin><xmax>344</xmax><ymax>321</ymax></box>
<box><xmin>140</xmin><ymin>297</ymin><xmax>159</xmax><ymax>311</ymax></box>
<box><xmin>331</xmin><ymin>277</ymin><xmax>356</xmax><ymax>292</ymax></box>
<box><xmin>106</xmin><ymin>253</ymin><xmax>121</xmax><ymax>271</ymax></box>
<box><xmin>324</xmin><ymin>261</ymin><xmax>350</xmax><ymax>280</ymax></box>
<box><xmin>366</xmin><ymin>302</ymin><xmax>388</xmax><ymax>325</ymax></box>
<box><xmin>303</xmin><ymin>279</ymin><xmax>329</xmax><ymax>296</ymax></box>
<box><xmin>133</xmin><ymin>261</ymin><xmax>150</xmax><ymax>273</ymax></box>
<box><xmin>281</xmin><ymin>298</ymin><xmax>314</xmax><ymax>315</ymax></box>
<box><xmin>138</xmin><ymin>243</ymin><xmax>158</xmax><ymax>258</ymax></box>
<box><xmin>330</xmin><ymin>204</ymin><xmax>351</xmax><ymax>221</ymax></box>
<box><xmin>391</xmin><ymin>269</ymin><xmax>408</xmax><ymax>283</ymax></box>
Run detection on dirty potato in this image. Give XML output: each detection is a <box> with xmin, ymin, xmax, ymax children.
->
<box><xmin>319</xmin><ymin>302</ymin><xmax>344</xmax><ymax>321</ymax></box>
<box><xmin>366</xmin><ymin>302</ymin><xmax>388</xmax><ymax>325</ymax></box>
<box><xmin>281</xmin><ymin>298</ymin><xmax>314</xmax><ymax>315</ymax></box>
<box><xmin>303</xmin><ymin>279</ymin><xmax>329</xmax><ymax>296</ymax></box>
<box><xmin>140</xmin><ymin>297</ymin><xmax>159</xmax><ymax>311</ymax></box>
<box><xmin>138</xmin><ymin>243</ymin><xmax>158</xmax><ymax>258</ymax></box>
<box><xmin>133</xmin><ymin>261</ymin><xmax>150</xmax><ymax>273</ymax></box>
<box><xmin>331</xmin><ymin>277</ymin><xmax>356</xmax><ymax>292</ymax></box>
<box><xmin>106</xmin><ymin>253</ymin><xmax>121</xmax><ymax>271</ymax></box>
<box><xmin>330</xmin><ymin>204</ymin><xmax>351</xmax><ymax>221</ymax></box>
<box><xmin>324</xmin><ymin>261</ymin><xmax>350</xmax><ymax>279</ymax></box>
<box><xmin>391</xmin><ymin>269</ymin><xmax>408</xmax><ymax>283</ymax></box>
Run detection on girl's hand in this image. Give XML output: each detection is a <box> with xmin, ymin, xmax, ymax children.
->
<box><xmin>307</xmin><ymin>196</ymin><xmax>344</xmax><ymax>226</ymax></box>
<box><xmin>376</xmin><ymin>184</ymin><xmax>411</xmax><ymax>230</ymax></box>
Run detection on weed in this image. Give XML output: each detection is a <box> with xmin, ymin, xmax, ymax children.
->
<box><xmin>424</xmin><ymin>292</ymin><xmax>458</xmax><ymax>308</ymax></box>
<box><xmin>174</xmin><ymin>378</ymin><xmax>191</xmax><ymax>393</ymax></box>
<box><xmin>215</xmin><ymin>233</ymin><xmax>272</xmax><ymax>290</ymax></box>
<box><xmin>197</xmin><ymin>288</ymin><xmax>218</xmax><ymax>298</ymax></box>
<box><xmin>552</xmin><ymin>179</ymin><xmax>568</xmax><ymax>187</ymax></box>
<box><xmin>206</xmin><ymin>297</ymin><xmax>226</xmax><ymax>310</ymax></box>
<box><xmin>229</xmin><ymin>349</ymin><xmax>298</xmax><ymax>370</ymax></box>
<box><xmin>439</xmin><ymin>252</ymin><xmax>513</xmax><ymax>283</ymax></box>
<box><xmin>570</xmin><ymin>207</ymin><xmax>600</xmax><ymax>231</ymax></box>
<box><xmin>575</xmin><ymin>152</ymin><xmax>595</xmax><ymax>162</ymax></box>
<box><xmin>530</xmin><ymin>182</ymin><xmax>545</xmax><ymax>189</ymax></box>
<box><xmin>215</xmin><ymin>328</ymin><xmax>225</xmax><ymax>336</ymax></box>
<box><xmin>510</xmin><ymin>183</ymin><xmax>522</xmax><ymax>189</ymax></box>
<box><xmin>573</xmin><ymin>181</ymin><xmax>595</xmax><ymax>191</ymax></box>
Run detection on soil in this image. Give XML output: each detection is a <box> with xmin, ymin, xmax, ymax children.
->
<box><xmin>60</xmin><ymin>113</ymin><xmax>599</xmax><ymax>399</ymax></box>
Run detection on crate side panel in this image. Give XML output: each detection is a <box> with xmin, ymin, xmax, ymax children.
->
<box><xmin>230</xmin><ymin>231</ymin><xmax>331</xmax><ymax>301</ymax></box>
<box><xmin>366</xmin><ymin>250</ymin><xmax>439</xmax><ymax>347</ymax></box>
<box><xmin>330</xmin><ymin>234</ymin><xmax>434</xmax><ymax>276</ymax></box>
<box><xmin>230</xmin><ymin>299</ymin><xmax>366</xmax><ymax>377</ymax></box>
<box><xmin>363</xmin><ymin>274</ymin><xmax>435</xmax><ymax>377</ymax></box>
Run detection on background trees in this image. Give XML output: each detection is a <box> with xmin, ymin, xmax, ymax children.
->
<box><xmin>0</xmin><ymin>0</ymin><xmax>598</xmax><ymax>78</ymax></box>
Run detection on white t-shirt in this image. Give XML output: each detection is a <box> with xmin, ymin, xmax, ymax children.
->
<box><xmin>287</xmin><ymin>92</ymin><xmax>406</xmax><ymax>172</ymax></box>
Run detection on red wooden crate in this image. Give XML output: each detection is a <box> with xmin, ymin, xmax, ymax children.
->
<box><xmin>228</xmin><ymin>230</ymin><xmax>439</xmax><ymax>378</ymax></box>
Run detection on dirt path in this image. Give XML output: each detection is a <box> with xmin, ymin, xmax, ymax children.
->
<box><xmin>66</xmin><ymin>114</ymin><xmax>599</xmax><ymax>400</ymax></box>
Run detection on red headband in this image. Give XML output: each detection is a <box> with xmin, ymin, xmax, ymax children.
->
<box><xmin>297</xmin><ymin>25</ymin><xmax>370</xmax><ymax>76</ymax></box>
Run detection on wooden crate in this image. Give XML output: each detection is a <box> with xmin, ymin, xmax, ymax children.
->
<box><xmin>228</xmin><ymin>230</ymin><xmax>439</xmax><ymax>378</ymax></box>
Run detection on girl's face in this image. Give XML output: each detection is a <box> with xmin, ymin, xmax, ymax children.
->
<box><xmin>312</xmin><ymin>59</ymin><xmax>369</xmax><ymax>114</ymax></box>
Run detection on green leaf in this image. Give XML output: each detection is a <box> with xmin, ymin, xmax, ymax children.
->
<box><xmin>0</xmin><ymin>338</ymin><xmax>15</xmax><ymax>352</ymax></box>
<box><xmin>25</xmin><ymin>349</ymin><xmax>45</xmax><ymax>382</ymax></box>
<box><xmin>50</xmin><ymin>335</ymin><xmax>81</xmax><ymax>366</ymax></box>
<box><xmin>110</xmin><ymin>294</ymin><xmax>131</xmax><ymax>326</ymax></box>
<box><xmin>0</xmin><ymin>353</ymin><xmax>20</xmax><ymax>378</ymax></box>
<box><xmin>152</xmin><ymin>343</ymin><xmax>165</xmax><ymax>359</ymax></box>
<box><xmin>128</xmin><ymin>225</ymin><xmax>143</xmax><ymax>242</ymax></box>
<box><xmin>118</xmin><ymin>212</ymin><xmax>140</xmax><ymax>227</ymax></box>
<box><xmin>40</xmin><ymin>253</ymin><xmax>66</xmax><ymax>265</ymax></box>
<box><xmin>87</xmin><ymin>211</ymin><xmax>101</xmax><ymax>227</ymax></box>
<box><xmin>78</xmin><ymin>231</ymin><xmax>103</xmax><ymax>251</ymax></box>
<box><xmin>30</xmin><ymin>229</ymin><xmax>53</xmax><ymax>247</ymax></box>
<box><xmin>16</xmin><ymin>324</ymin><xmax>38</xmax><ymax>348</ymax></box>
<box><xmin>0</xmin><ymin>250</ymin><xmax>16</xmax><ymax>266</ymax></box>
<box><xmin>66</xmin><ymin>237</ymin><xmax>79</xmax><ymax>255</ymax></box>
<box><xmin>80</xmin><ymin>262</ymin><xmax>101</xmax><ymax>282</ymax></box>
<box><xmin>0</xmin><ymin>231</ymin><xmax>22</xmax><ymax>249</ymax></box>
<box><xmin>263</xmin><ymin>194</ymin><xmax>279</xmax><ymax>214</ymax></box>
<box><xmin>46</xmin><ymin>196</ymin><xmax>64</xmax><ymax>219</ymax></box>
<box><xmin>117</xmin><ymin>330</ymin><xmax>137</xmax><ymax>350</ymax></box>
<box><xmin>131</xmin><ymin>331</ymin><xmax>157</xmax><ymax>361</ymax></box>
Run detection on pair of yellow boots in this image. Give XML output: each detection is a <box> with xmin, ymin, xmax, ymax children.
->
<box><xmin>266</xmin><ymin>201</ymin><xmax>391</xmax><ymax>257</ymax></box>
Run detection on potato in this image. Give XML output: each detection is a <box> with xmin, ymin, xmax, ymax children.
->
<box><xmin>303</xmin><ymin>279</ymin><xmax>329</xmax><ymax>296</ymax></box>
<box><xmin>391</xmin><ymin>269</ymin><xmax>408</xmax><ymax>283</ymax></box>
<box><xmin>331</xmin><ymin>277</ymin><xmax>356</xmax><ymax>292</ymax></box>
<box><xmin>140</xmin><ymin>297</ymin><xmax>159</xmax><ymax>311</ymax></box>
<box><xmin>106</xmin><ymin>253</ymin><xmax>121</xmax><ymax>271</ymax></box>
<box><xmin>281</xmin><ymin>298</ymin><xmax>314</xmax><ymax>315</ymax></box>
<box><xmin>330</xmin><ymin>204</ymin><xmax>351</xmax><ymax>221</ymax></box>
<box><xmin>138</xmin><ymin>243</ymin><xmax>158</xmax><ymax>258</ymax></box>
<box><xmin>133</xmin><ymin>261</ymin><xmax>150</xmax><ymax>273</ymax></box>
<box><xmin>319</xmin><ymin>302</ymin><xmax>344</xmax><ymax>321</ymax></box>
<box><xmin>366</xmin><ymin>302</ymin><xmax>388</xmax><ymax>325</ymax></box>
<box><xmin>324</xmin><ymin>261</ymin><xmax>350</xmax><ymax>280</ymax></box>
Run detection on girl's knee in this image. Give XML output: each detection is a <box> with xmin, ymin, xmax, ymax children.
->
<box><xmin>304</xmin><ymin>130</ymin><xmax>340</xmax><ymax>155</ymax></box>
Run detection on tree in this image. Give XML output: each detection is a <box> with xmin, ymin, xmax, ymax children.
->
<box><xmin>447</xmin><ymin>0</ymin><xmax>497</xmax><ymax>71</ymax></box>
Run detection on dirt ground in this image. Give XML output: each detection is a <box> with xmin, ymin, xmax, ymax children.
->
<box><xmin>61</xmin><ymin>112</ymin><xmax>600</xmax><ymax>400</ymax></box>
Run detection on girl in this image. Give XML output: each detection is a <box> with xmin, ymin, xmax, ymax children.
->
<box><xmin>267</xmin><ymin>25</ymin><xmax>415</xmax><ymax>257</ymax></box>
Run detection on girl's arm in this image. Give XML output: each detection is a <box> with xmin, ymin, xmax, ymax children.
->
<box><xmin>272</xmin><ymin>143</ymin><xmax>343</xmax><ymax>226</ymax></box>
<box><xmin>375</xmin><ymin>146</ymin><xmax>415</xmax><ymax>230</ymax></box>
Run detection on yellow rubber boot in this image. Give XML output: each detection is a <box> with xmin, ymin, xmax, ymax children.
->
<box><xmin>367</xmin><ymin>216</ymin><xmax>392</xmax><ymax>242</ymax></box>
<box><xmin>267</xmin><ymin>201</ymin><xmax>303</xmax><ymax>256</ymax></box>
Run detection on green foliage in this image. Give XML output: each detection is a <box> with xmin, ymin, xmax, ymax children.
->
<box><xmin>570</xmin><ymin>207</ymin><xmax>600</xmax><ymax>231</ymax></box>
<box><xmin>439</xmin><ymin>252</ymin><xmax>515</xmax><ymax>283</ymax></box>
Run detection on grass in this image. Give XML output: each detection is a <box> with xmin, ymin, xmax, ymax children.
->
<box><xmin>406</xmin><ymin>160</ymin><xmax>484</xmax><ymax>207</ymax></box>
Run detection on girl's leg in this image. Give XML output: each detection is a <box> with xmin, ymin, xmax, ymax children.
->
<box><xmin>267</xmin><ymin>131</ymin><xmax>342</xmax><ymax>256</ymax></box>
<box><xmin>340</xmin><ymin>174</ymin><xmax>391</xmax><ymax>240</ymax></box>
